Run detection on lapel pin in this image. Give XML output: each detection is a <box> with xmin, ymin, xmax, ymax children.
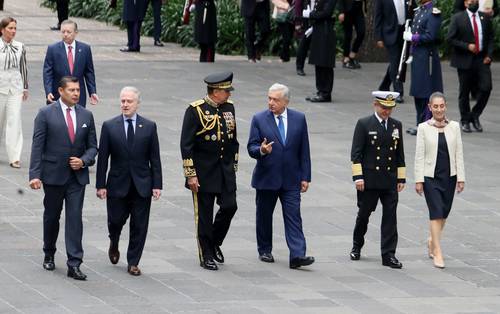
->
<box><xmin>139</xmin><ymin>124</ymin><xmax>143</xmax><ymax>128</ymax></box>
<box><xmin>82</xmin><ymin>123</ymin><xmax>87</xmax><ymax>128</ymax></box>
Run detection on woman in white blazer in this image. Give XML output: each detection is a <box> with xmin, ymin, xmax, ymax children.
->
<box><xmin>0</xmin><ymin>17</ymin><xmax>28</xmax><ymax>168</ymax></box>
<box><xmin>414</xmin><ymin>92</ymin><xmax>465</xmax><ymax>269</ymax></box>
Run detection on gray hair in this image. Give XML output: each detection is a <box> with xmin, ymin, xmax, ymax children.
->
<box><xmin>120</xmin><ymin>86</ymin><xmax>141</xmax><ymax>103</ymax></box>
<box><xmin>61</xmin><ymin>19</ymin><xmax>78</xmax><ymax>31</ymax></box>
<box><xmin>429</xmin><ymin>92</ymin><xmax>446</xmax><ymax>104</ymax></box>
<box><xmin>269</xmin><ymin>83</ymin><xmax>290</xmax><ymax>100</ymax></box>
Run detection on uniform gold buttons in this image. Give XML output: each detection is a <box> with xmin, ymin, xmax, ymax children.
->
<box><xmin>376</xmin><ymin>166</ymin><xmax>380</xmax><ymax>170</ymax></box>
<box><xmin>377</xmin><ymin>156</ymin><xmax>380</xmax><ymax>160</ymax></box>
<box><xmin>388</xmin><ymin>157</ymin><xmax>392</xmax><ymax>160</ymax></box>
<box><xmin>377</xmin><ymin>146</ymin><xmax>380</xmax><ymax>150</ymax></box>
<box><xmin>390</xmin><ymin>147</ymin><xmax>393</xmax><ymax>150</ymax></box>
<box><xmin>387</xmin><ymin>167</ymin><xmax>391</xmax><ymax>170</ymax></box>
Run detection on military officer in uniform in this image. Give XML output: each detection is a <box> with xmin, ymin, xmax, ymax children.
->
<box><xmin>180</xmin><ymin>72</ymin><xmax>239</xmax><ymax>271</ymax></box>
<box><xmin>349</xmin><ymin>91</ymin><xmax>406</xmax><ymax>269</ymax></box>
<box><xmin>404</xmin><ymin>0</ymin><xmax>443</xmax><ymax>135</ymax></box>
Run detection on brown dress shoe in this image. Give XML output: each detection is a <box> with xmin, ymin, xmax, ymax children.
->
<box><xmin>108</xmin><ymin>241</ymin><xmax>120</xmax><ymax>264</ymax></box>
<box><xmin>127</xmin><ymin>265</ymin><xmax>141</xmax><ymax>276</ymax></box>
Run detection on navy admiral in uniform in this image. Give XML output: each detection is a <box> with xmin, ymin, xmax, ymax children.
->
<box><xmin>180</xmin><ymin>72</ymin><xmax>239</xmax><ymax>271</ymax></box>
<box><xmin>404</xmin><ymin>0</ymin><xmax>443</xmax><ymax>135</ymax></box>
<box><xmin>349</xmin><ymin>91</ymin><xmax>406</xmax><ymax>269</ymax></box>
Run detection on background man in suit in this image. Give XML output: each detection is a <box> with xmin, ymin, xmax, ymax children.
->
<box><xmin>375</xmin><ymin>0</ymin><xmax>411</xmax><ymax>103</ymax></box>
<box><xmin>121</xmin><ymin>0</ymin><xmax>147</xmax><ymax>52</ymax></box>
<box><xmin>241</xmin><ymin>0</ymin><xmax>271</xmax><ymax>62</ymax></box>
<box><xmin>303</xmin><ymin>0</ymin><xmax>337</xmax><ymax>103</ymax></box>
<box><xmin>146</xmin><ymin>0</ymin><xmax>165</xmax><ymax>46</ymax></box>
<box><xmin>295</xmin><ymin>0</ymin><xmax>311</xmax><ymax>76</ymax></box>
<box><xmin>180</xmin><ymin>72</ymin><xmax>239</xmax><ymax>271</ymax></box>
<box><xmin>29</xmin><ymin>76</ymin><xmax>97</xmax><ymax>280</ymax></box>
<box><xmin>349</xmin><ymin>91</ymin><xmax>406</xmax><ymax>269</ymax></box>
<box><xmin>96</xmin><ymin>86</ymin><xmax>162</xmax><ymax>276</ymax></box>
<box><xmin>43</xmin><ymin>20</ymin><xmax>98</xmax><ymax>108</ymax></box>
<box><xmin>337</xmin><ymin>0</ymin><xmax>366</xmax><ymax>69</ymax></box>
<box><xmin>447</xmin><ymin>0</ymin><xmax>494</xmax><ymax>133</ymax></box>
<box><xmin>247</xmin><ymin>83</ymin><xmax>314</xmax><ymax>269</ymax></box>
<box><xmin>50</xmin><ymin>0</ymin><xmax>69</xmax><ymax>31</ymax></box>
<box><xmin>454</xmin><ymin>0</ymin><xmax>498</xmax><ymax>16</ymax></box>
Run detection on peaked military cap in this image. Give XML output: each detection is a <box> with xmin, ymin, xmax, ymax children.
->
<box><xmin>372</xmin><ymin>91</ymin><xmax>400</xmax><ymax>108</ymax></box>
<box><xmin>204</xmin><ymin>72</ymin><xmax>234</xmax><ymax>91</ymax></box>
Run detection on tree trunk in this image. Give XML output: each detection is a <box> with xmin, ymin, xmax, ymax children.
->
<box><xmin>357</xmin><ymin>0</ymin><xmax>387</xmax><ymax>62</ymax></box>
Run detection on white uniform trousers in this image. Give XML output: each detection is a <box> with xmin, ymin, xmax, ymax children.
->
<box><xmin>0</xmin><ymin>91</ymin><xmax>23</xmax><ymax>163</ymax></box>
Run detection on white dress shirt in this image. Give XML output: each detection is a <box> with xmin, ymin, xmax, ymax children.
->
<box><xmin>64</xmin><ymin>41</ymin><xmax>76</xmax><ymax>64</ymax></box>
<box><xmin>274</xmin><ymin>108</ymin><xmax>288</xmax><ymax>138</ymax></box>
<box><xmin>123</xmin><ymin>114</ymin><xmax>137</xmax><ymax>138</ymax></box>
<box><xmin>393</xmin><ymin>0</ymin><xmax>405</xmax><ymax>25</ymax></box>
<box><xmin>466</xmin><ymin>9</ymin><xmax>484</xmax><ymax>52</ymax></box>
<box><xmin>60</xmin><ymin>100</ymin><xmax>77</xmax><ymax>133</ymax></box>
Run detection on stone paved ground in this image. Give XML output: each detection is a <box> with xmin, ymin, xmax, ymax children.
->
<box><xmin>1</xmin><ymin>1</ymin><xmax>500</xmax><ymax>313</ymax></box>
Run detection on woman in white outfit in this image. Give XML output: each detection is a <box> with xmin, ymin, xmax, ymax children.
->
<box><xmin>0</xmin><ymin>16</ymin><xmax>28</xmax><ymax>168</ymax></box>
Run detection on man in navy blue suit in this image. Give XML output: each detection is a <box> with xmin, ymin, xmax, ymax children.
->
<box><xmin>96</xmin><ymin>86</ymin><xmax>162</xmax><ymax>276</ymax></box>
<box><xmin>29</xmin><ymin>76</ymin><xmax>98</xmax><ymax>280</ymax></box>
<box><xmin>247</xmin><ymin>83</ymin><xmax>314</xmax><ymax>269</ymax></box>
<box><xmin>43</xmin><ymin>20</ymin><xmax>98</xmax><ymax>107</ymax></box>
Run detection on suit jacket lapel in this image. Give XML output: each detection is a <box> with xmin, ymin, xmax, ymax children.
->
<box><xmin>115</xmin><ymin>115</ymin><xmax>128</xmax><ymax>150</ymax></box>
<box><xmin>266</xmin><ymin>111</ymin><xmax>284</xmax><ymax>146</ymax></box>
<box><xmin>59</xmin><ymin>41</ymin><xmax>71</xmax><ymax>75</ymax></box>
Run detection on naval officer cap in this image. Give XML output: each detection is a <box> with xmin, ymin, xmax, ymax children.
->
<box><xmin>372</xmin><ymin>91</ymin><xmax>400</xmax><ymax>108</ymax></box>
<box><xmin>204</xmin><ymin>71</ymin><xmax>234</xmax><ymax>91</ymax></box>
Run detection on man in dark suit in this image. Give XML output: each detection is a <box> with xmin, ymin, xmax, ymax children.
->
<box><xmin>241</xmin><ymin>0</ymin><xmax>271</xmax><ymax>62</ymax></box>
<box><xmin>247</xmin><ymin>83</ymin><xmax>314</xmax><ymax>269</ymax></box>
<box><xmin>349</xmin><ymin>91</ymin><xmax>406</xmax><ymax>269</ymax></box>
<box><xmin>96</xmin><ymin>86</ymin><xmax>162</xmax><ymax>276</ymax></box>
<box><xmin>447</xmin><ymin>0</ymin><xmax>494</xmax><ymax>133</ymax></box>
<box><xmin>146</xmin><ymin>0</ymin><xmax>165</xmax><ymax>46</ymax></box>
<box><xmin>29</xmin><ymin>76</ymin><xmax>98</xmax><ymax>280</ymax></box>
<box><xmin>180</xmin><ymin>72</ymin><xmax>239</xmax><ymax>271</ymax></box>
<box><xmin>304</xmin><ymin>0</ymin><xmax>337</xmax><ymax>102</ymax></box>
<box><xmin>50</xmin><ymin>0</ymin><xmax>69</xmax><ymax>31</ymax></box>
<box><xmin>121</xmin><ymin>0</ymin><xmax>147</xmax><ymax>52</ymax></box>
<box><xmin>375</xmin><ymin>0</ymin><xmax>412</xmax><ymax>103</ymax></box>
<box><xmin>295</xmin><ymin>0</ymin><xmax>311</xmax><ymax>76</ymax></box>
<box><xmin>455</xmin><ymin>0</ymin><xmax>498</xmax><ymax>16</ymax></box>
<box><xmin>43</xmin><ymin>20</ymin><xmax>98</xmax><ymax>108</ymax></box>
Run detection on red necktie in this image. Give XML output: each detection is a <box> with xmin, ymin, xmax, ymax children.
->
<box><xmin>472</xmin><ymin>14</ymin><xmax>480</xmax><ymax>54</ymax></box>
<box><xmin>66</xmin><ymin>108</ymin><xmax>75</xmax><ymax>143</ymax></box>
<box><xmin>68</xmin><ymin>45</ymin><xmax>74</xmax><ymax>74</ymax></box>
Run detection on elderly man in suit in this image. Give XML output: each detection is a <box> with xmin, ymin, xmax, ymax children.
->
<box><xmin>43</xmin><ymin>20</ymin><xmax>98</xmax><ymax>108</ymax></box>
<box><xmin>375</xmin><ymin>0</ymin><xmax>413</xmax><ymax>103</ymax></box>
<box><xmin>29</xmin><ymin>76</ymin><xmax>98</xmax><ymax>280</ymax></box>
<box><xmin>241</xmin><ymin>0</ymin><xmax>271</xmax><ymax>62</ymax></box>
<box><xmin>447</xmin><ymin>0</ymin><xmax>494</xmax><ymax>133</ymax></box>
<box><xmin>96</xmin><ymin>86</ymin><xmax>162</xmax><ymax>276</ymax></box>
<box><xmin>247</xmin><ymin>83</ymin><xmax>314</xmax><ymax>269</ymax></box>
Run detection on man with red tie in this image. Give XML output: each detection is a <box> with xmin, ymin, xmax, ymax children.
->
<box><xmin>447</xmin><ymin>0</ymin><xmax>494</xmax><ymax>133</ymax></box>
<box><xmin>43</xmin><ymin>20</ymin><xmax>98</xmax><ymax>107</ymax></box>
<box><xmin>29</xmin><ymin>76</ymin><xmax>98</xmax><ymax>280</ymax></box>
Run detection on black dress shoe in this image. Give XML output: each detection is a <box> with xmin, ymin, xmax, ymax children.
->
<box><xmin>406</xmin><ymin>127</ymin><xmax>417</xmax><ymax>136</ymax></box>
<box><xmin>382</xmin><ymin>256</ymin><xmax>403</xmax><ymax>269</ymax></box>
<box><xmin>67</xmin><ymin>266</ymin><xmax>87</xmax><ymax>280</ymax></box>
<box><xmin>127</xmin><ymin>265</ymin><xmax>141</xmax><ymax>276</ymax></box>
<box><xmin>214</xmin><ymin>246</ymin><xmax>224</xmax><ymax>263</ymax></box>
<box><xmin>200</xmin><ymin>259</ymin><xmax>218</xmax><ymax>271</ymax></box>
<box><xmin>352</xmin><ymin>59</ymin><xmax>361</xmax><ymax>69</ymax></box>
<box><xmin>289</xmin><ymin>256</ymin><xmax>315</xmax><ymax>269</ymax></box>
<box><xmin>154</xmin><ymin>40</ymin><xmax>164</xmax><ymax>47</ymax></box>
<box><xmin>296</xmin><ymin>69</ymin><xmax>306</xmax><ymax>76</ymax></box>
<box><xmin>342</xmin><ymin>59</ymin><xmax>356</xmax><ymax>69</ymax></box>
<box><xmin>461</xmin><ymin>122</ymin><xmax>472</xmax><ymax>133</ymax></box>
<box><xmin>50</xmin><ymin>25</ymin><xmax>60</xmax><ymax>31</ymax></box>
<box><xmin>120</xmin><ymin>47</ymin><xmax>140</xmax><ymax>53</ymax></box>
<box><xmin>350</xmin><ymin>247</ymin><xmax>360</xmax><ymax>261</ymax></box>
<box><xmin>43</xmin><ymin>256</ymin><xmax>55</xmax><ymax>271</ymax></box>
<box><xmin>396</xmin><ymin>96</ymin><xmax>404</xmax><ymax>104</ymax></box>
<box><xmin>472</xmin><ymin>118</ymin><xmax>483</xmax><ymax>132</ymax></box>
<box><xmin>307</xmin><ymin>95</ymin><xmax>331</xmax><ymax>103</ymax></box>
<box><xmin>258</xmin><ymin>253</ymin><xmax>275</xmax><ymax>263</ymax></box>
<box><xmin>108</xmin><ymin>241</ymin><xmax>120</xmax><ymax>265</ymax></box>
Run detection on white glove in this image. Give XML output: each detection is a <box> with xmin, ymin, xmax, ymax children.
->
<box><xmin>403</xmin><ymin>31</ymin><xmax>413</xmax><ymax>41</ymax></box>
<box><xmin>302</xmin><ymin>5</ymin><xmax>311</xmax><ymax>18</ymax></box>
<box><xmin>189</xmin><ymin>4</ymin><xmax>195</xmax><ymax>12</ymax></box>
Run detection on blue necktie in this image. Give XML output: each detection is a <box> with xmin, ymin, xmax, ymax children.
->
<box><xmin>127</xmin><ymin>119</ymin><xmax>134</xmax><ymax>148</ymax></box>
<box><xmin>277</xmin><ymin>115</ymin><xmax>286</xmax><ymax>144</ymax></box>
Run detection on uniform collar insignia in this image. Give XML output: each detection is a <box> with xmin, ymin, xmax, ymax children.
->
<box><xmin>204</xmin><ymin>95</ymin><xmax>219</xmax><ymax>108</ymax></box>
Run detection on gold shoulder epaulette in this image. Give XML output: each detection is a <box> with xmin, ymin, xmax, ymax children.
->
<box><xmin>432</xmin><ymin>7</ymin><xmax>441</xmax><ymax>14</ymax></box>
<box><xmin>226</xmin><ymin>99</ymin><xmax>234</xmax><ymax>104</ymax></box>
<box><xmin>190</xmin><ymin>99</ymin><xmax>205</xmax><ymax>107</ymax></box>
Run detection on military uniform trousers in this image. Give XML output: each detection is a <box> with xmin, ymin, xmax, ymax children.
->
<box><xmin>107</xmin><ymin>182</ymin><xmax>151</xmax><ymax>266</ymax></box>
<box><xmin>353</xmin><ymin>188</ymin><xmax>398</xmax><ymax>257</ymax></box>
<box><xmin>256</xmin><ymin>189</ymin><xmax>306</xmax><ymax>259</ymax></box>
<box><xmin>43</xmin><ymin>172</ymin><xmax>85</xmax><ymax>267</ymax></box>
<box><xmin>192</xmin><ymin>185</ymin><xmax>237</xmax><ymax>262</ymax></box>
